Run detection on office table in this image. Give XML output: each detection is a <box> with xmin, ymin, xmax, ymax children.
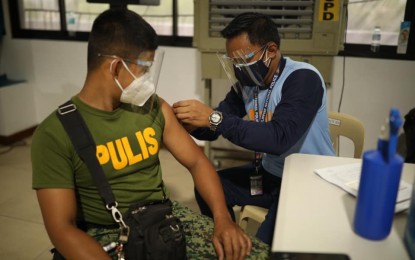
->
<box><xmin>271</xmin><ymin>154</ymin><xmax>414</xmax><ymax>260</ymax></box>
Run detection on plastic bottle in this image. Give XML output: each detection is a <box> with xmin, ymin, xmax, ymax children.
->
<box><xmin>353</xmin><ymin>108</ymin><xmax>404</xmax><ymax>240</ymax></box>
<box><xmin>371</xmin><ymin>26</ymin><xmax>381</xmax><ymax>53</ymax></box>
<box><xmin>66</xmin><ymin>11</ymin><xmax>77</xmax><ymax>36</ymax></box>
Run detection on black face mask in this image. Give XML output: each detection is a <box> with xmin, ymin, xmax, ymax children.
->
<box><xmin>232</xmin><ymin>46</ymin><xmax>270</xmax><ymax>88</ymax></box>
<box><xmin>233</xmin><ymin>58</ymin><xmax>270</xmax><ymax>87</ymax></box>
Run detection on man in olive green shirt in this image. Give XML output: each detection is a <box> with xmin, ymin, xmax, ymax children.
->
<box><xmin>32</xmin><ymin>8</ymin><xmax>252</xmax><ymax>260</ymax></box>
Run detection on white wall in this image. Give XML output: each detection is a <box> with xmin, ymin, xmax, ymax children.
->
<box><xmin>1</xmin><ymin>0</ymin><xmax>414</xmax><ymax>157</ymax></box>
<box><xmin>330</xmin><ymin>56</ymin><xmax>415</xmax><ymax>156</ymax></box>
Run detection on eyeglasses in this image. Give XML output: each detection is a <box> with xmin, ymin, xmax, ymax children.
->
<box><xmin>98</xmin><ymin>53</ymin><xmax>153</xmax><ymax>70</ymax></box>
<box><xmin>222</xmin><ymin>44</ymin><xmax>268</xmax><ymax>65</ymax></box>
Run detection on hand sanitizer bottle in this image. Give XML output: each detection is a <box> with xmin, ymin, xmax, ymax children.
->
<box><xmin>353</xmin><ymin>108</ymin><xmax>404</xmax><ymax>240</ymax></box>
<box><xmin>371</xmin><ymin>26</ymin><xmax>381</xmax><ymax>53</ymax></box>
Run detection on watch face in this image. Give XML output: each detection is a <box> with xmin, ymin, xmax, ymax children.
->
<box><xmin>211</xmin><ymin>113</ymin><xmax>221</xmax><ymax>123</ymax></box>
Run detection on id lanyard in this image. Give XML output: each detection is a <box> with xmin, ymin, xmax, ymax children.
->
<box><xmin>250</xmin><ymin>70</ymin><xmax>281</xmax><ymax>196</ymax></box>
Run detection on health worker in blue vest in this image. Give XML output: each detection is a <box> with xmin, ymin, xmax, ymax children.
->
<box><xmin>173</xmin><ymin>12</ymin><xmax>335</xmax><ymax>245</ymax></box>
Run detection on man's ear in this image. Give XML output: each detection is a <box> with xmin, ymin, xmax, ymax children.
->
<box><xmin>267</xmin><ymin>42</ymin><xmax>279</xmax><ymax>59</ymax></box>
<box><xmin>109</xmin><ymin>58</ymin><xmax>122</xmax><ymax>78</ymax></box>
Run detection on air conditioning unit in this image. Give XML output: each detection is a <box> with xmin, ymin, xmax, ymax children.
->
<box><xmin>193</xmin><ymin>0</ymin><xmax>347</xmax><ymax>164</ymax></box>
<box><xmin>194</xmin><ymin>0</ymin><xmax>347</xmax><ymax>85</ymax></box>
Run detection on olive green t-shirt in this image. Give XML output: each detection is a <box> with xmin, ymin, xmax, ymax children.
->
<box><xmin>32</xmin><ymin>95</ymin><xmax>168</xmax><ymax>225</ymax></box>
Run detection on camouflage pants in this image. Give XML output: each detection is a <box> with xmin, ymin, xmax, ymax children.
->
<box><xmin>87</xmin><ymin>201</ymin><xmax>270</xmax><ymax>259</ymax></box>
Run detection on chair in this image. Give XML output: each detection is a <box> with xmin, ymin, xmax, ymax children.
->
<box><xmin>238</xmin><ymin>205</ymin><xmax>268</xmax><ymax>231</ymax></box>
<box><xmin>238</xmin><ymin>112</ymin><xmax>365</xmax><ymax>232</ymax></box>
<box><xmin>327</xmin><ymin>111</ymin><xmax>365</xmax><ymax>158</ymax></box>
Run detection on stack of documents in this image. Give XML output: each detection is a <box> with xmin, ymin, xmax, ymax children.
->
<box><xmin>314</xmin><ymin>163</ymin><xmax>412</xmax><ymax>213</ymax></box>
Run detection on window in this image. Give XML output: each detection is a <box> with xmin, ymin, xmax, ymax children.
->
<box><xmin>177</xmin><ymin>0</ymin><xmax>193</xmax><ymax>36</ymax></box>
<box><xmin>346</xmin><ymin>0</ymin><xmax>406</xmax><ymax>46</ymax></box>
<box><xmin>8</xmin><ymin>0</ymin><xmax>193</xmax><ymax>46</ymax></box>
<box><xmin>342</xmin><ymin>0</ymin><xmax>415</xmax><ymax>59</ymax></box>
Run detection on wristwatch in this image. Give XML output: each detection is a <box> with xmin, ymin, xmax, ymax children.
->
<box><xmin>209</xmin><ymin>111</ymin><xmax>223</xmax><ymax>131</ymax></box>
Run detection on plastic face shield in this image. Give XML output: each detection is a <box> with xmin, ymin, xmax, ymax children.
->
<box><xmin>149</xmin><ymin>49</ymin><xmax>164</xmax><ymax>90</ymax></box>
<box><xmin>126</xmin><ymin>50</ymin><xmax>165</xmax><ymax>113</ymax></box>
<box><xmin>217</xmin><ymin>45</ymin><xmax>267</xmax><ymax>93</ymax></box>
<box><xmin>99</xmin><ymin>49</ymin><xmax>165</xmax><ymax>113</ymax></box>
<box><xmin>144</xmin><ymin>49</ymin><xmax>164</xmax><ymax>111</ymax></box>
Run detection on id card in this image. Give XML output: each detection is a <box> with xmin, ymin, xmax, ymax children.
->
<box><xmin>250</xmin><ymin>175</ymin><xmax>263</xmax><ymax>196</ymax></box>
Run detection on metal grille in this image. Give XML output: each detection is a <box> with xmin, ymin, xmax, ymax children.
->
<box><xmin>209</xmin><ymin>0</ymin><xmax>315</xmax><ymax>39</ymax></box>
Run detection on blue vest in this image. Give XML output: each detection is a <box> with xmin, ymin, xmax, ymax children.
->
<box><xmin>242</xmin><ymin>57</ymin><xmax>335</xmax><ymax>177</ymax></box>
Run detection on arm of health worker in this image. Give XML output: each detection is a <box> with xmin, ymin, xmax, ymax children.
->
<box><xmin>173</xmin><ymin>69</ymin><xmax>323</xmax><ymax>156</ymax></box>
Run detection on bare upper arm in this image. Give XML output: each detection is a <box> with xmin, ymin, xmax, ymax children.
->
<box><xmin>159</xmin><ymin>97</ymin><xmax>207</xmax><ymax>170</ymax></box>
<box><xmin>36</xmin><ymin>188</ymin><xmax>78</xmax><ymax>237</ymax></box>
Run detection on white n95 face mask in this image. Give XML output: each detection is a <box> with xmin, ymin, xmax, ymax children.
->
<box><xmin>114</xmin><ymin>60</ymin><xmax>156</xmax><ymax>107</ymax></box>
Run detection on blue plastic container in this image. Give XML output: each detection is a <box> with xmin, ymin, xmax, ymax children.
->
<box><xmin>353</xmin><ymin>108</ymin><xmax>404</xmax><ymax>240</ymax></box>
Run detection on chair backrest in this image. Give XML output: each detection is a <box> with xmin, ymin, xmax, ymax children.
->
<box><xmin>328</xmin><ymin>111</ymin><xmax>365</xmax><ymax>158</ymax></box>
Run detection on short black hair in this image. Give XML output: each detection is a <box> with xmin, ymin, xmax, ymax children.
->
<box><xmin>221</xmin><ymin>12</ymin><xmax>280</xmax><ymax>48</ymax></box>
<box><xmin>87</xmin><ymin>8</ymin><xmax>158</xmax><ymax>71</ymax></box>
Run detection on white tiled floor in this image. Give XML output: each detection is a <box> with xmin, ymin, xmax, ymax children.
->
<box><xmin>0</xmin><ymin>137</ymin><xmax>254</xmax><ymax>259</ymax></box>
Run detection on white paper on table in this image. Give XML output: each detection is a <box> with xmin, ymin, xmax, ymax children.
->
<box><xmin>314</xmin><ymin>163</ymin><xmax>412</xmax><ymax>213</ymax></box>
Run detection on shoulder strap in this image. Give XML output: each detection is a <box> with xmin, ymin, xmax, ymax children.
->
<box><xmin>56</xmin><ymin>100</ymin><xmax>116</xmax><ymax>207</ymax></box>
